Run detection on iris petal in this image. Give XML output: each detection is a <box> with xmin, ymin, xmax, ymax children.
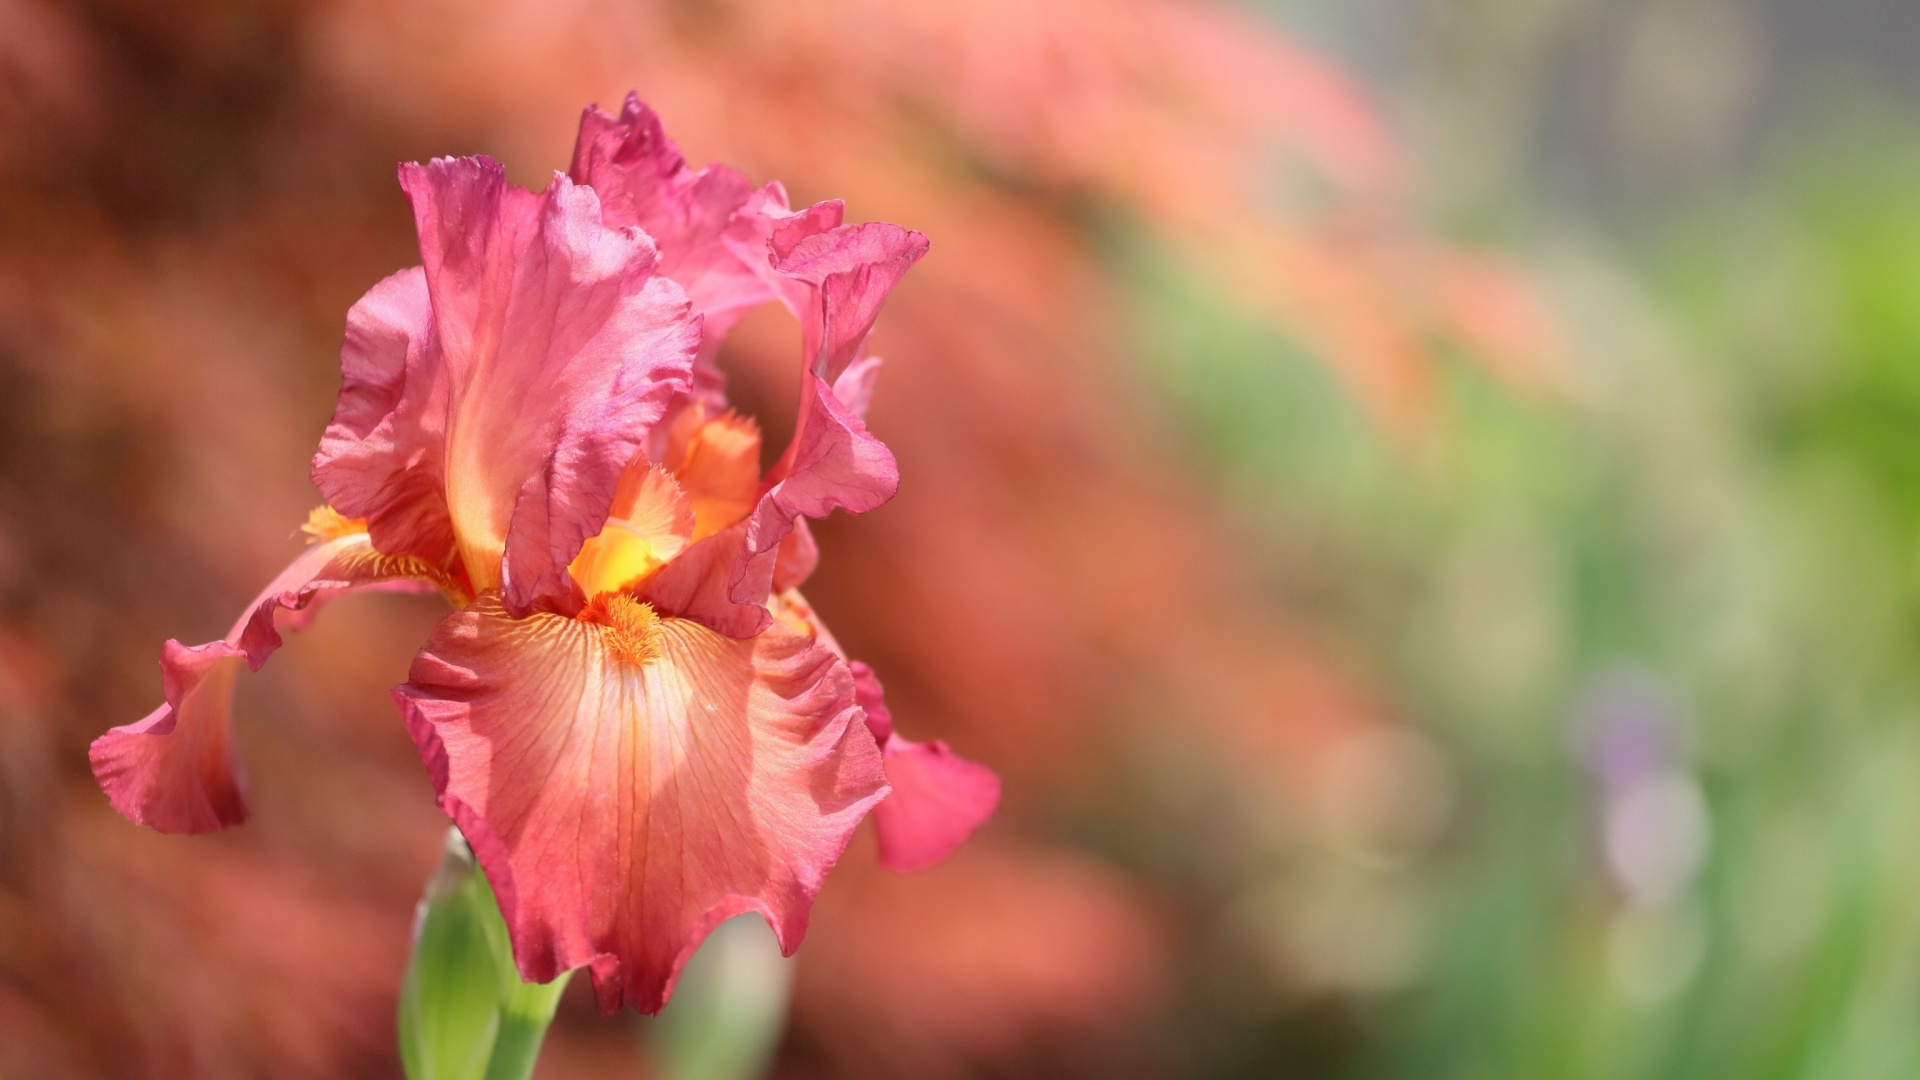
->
<box><xmin>309</xmin><ymin>268</ymin><xmax>457</xmax><ymax>568</ymax></box>
<box><xmin>656</xmin><ymin>220</ymin><xmax>927</xmax><ymax>631</ymax></box>
<box><xmin>851</xmin><ymin>662</ymin><xmax>1001</xmax><ymax>873</ymax></box>
<box><xmin>771</xmin><ymin>218</ymin><xmax>929</xmax><ymax>384</ymax></box>
<box><xmin>312</xmin><ymin>156</ymin><xmax>699</xmax><ymax>615</ymax></box>
<box><xmin>90</xmin><ymin>526</ymin><xmax>458</xmax><ymax>833</ymax></box>
<box><xmin>569</xmin><ymin>93</ymin><xmax>797</xmax><ymax>408</ymax></box>
<box><xmin>766</xmin><ymin>592</ymin><xmax>1001</xmax><ymax>873</ymax></box>
<box><xmin>397</xmin><ymin>595</ymin><xmax>888</xmax><ymax>1014</ymax></box>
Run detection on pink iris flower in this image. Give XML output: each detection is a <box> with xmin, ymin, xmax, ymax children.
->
<box><xmin>88</xmin><ymin>94</ymin><xmax>999</xmax><ymax>1015</ymax></box>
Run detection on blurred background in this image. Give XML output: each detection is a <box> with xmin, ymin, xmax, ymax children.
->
<box><xmin>4</xmin><ymin>0</ymin><xmax>1920</xmax><ymax>1076</ymax></box>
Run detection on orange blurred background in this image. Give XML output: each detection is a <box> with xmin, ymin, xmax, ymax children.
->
<box><xmin>2</xmin><ymin>0</ymin><xmax>1560</xmax><ymax>1076</ymax></box>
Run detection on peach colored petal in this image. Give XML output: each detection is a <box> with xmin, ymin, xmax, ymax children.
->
<box><xmin>90</xmin><ymin>527</ymin><xmax>458</xmax><ymax>833</ymax></box>
<box><xmin>396</xmin><ymin>595</ymin><xmax>888</xmax><ymax>1014</ymax></box>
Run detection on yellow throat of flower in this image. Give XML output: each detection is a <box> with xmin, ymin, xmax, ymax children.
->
<box><xmin>566</xmin><ymin>410</ymin><xmax>763</xmax><ymax>599</ymax></box>
<box><xmin>567</xmin><ymin>464</ymin><xmax>693</xmax><ymax>598</ymax></box>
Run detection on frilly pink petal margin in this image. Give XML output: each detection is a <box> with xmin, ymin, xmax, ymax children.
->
<box><xmin>309</xmin><ymin>267</ymin><xmax>457</xmax><ymax>568</ymax></box>
<box><xmin>90</xmin><ymin>640</ymin><xmax>250</xmax><ymax>834</ymax></box>
<box><xmin>570</xmin><ymin>93</ymin><xmax>794</xmax><ymax>408</ymax></box>
<box><xmin>565</xmin><ymin>99</ymin><xmax>926</xmax><ymax>631</ymax></box>
<box><xmin>667</xmin><ymin>219</ymin><xmax>926</xmax><ymax>630</ymax></box>
<box><xmin>771</xmin><ymin>218</ymin><xmax>928</xmax><ymax>383</ymax></box>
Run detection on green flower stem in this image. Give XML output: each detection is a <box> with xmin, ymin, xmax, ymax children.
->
<box><xmin>400</xmin><ymin>829</ymin><xmax>570</xmax><ymax>1080</ymax></box>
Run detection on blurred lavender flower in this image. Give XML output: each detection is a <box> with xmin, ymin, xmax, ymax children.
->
<box><xmin>1568</xmin><ymin>667</ymin><xmax>1712</xmax><ymax>1002</ymax></box>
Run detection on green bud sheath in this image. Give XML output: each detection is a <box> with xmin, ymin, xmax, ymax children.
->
<box><xmin>400</xmin><ymin>829</ymin><xmax>571</xmax><ymax>1080</ymax></box>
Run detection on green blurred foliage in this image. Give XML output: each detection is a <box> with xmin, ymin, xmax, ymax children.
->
<box><xmin>1120</xmin><ymin>111</ymin><xmax>1920</xmax><ymax>1079</ymax></box>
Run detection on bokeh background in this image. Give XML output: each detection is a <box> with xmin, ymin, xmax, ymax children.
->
<box><xmin>4</xmin><ymin>0</ymin><xmax>1920</xmax><ymax>1076</ymax></box>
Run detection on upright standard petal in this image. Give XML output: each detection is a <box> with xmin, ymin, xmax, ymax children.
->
<box><xmin>758</xmin><ymin>219</ymin><xmax>926</xmax><ymax>519</ymax></box>
<box><xmin>570</xmin><ymin>94</ymin><xmax>788</xmax><ymax>351</ymax></box>
<box><xmin>310</xmin><ymin>268</ymin><xmax>458</xmax><ymax>569</ymax></box>
<box><xmin>681</xmin><ymin>220</ymin><xmax>928</xmax><ymax>627</ymax></box>
<box><xmin>91</xmin><ymin>517</ymin><xmax>460</xmax><ymax>833</ymax></box>
<box><xmin>413</xmin><ymin>158</ymin><xmax>701</xmax><ymax>613</ymax></box>
<box><xmin>314</xmin><ymin>157</ymin><xmax>700</xmax><ymax>615</ymax></box>
<box><xmin>770</xmin><ymin>217</ymin><xmax>929</xmax><ymax>384</ymax></box>
<box><xmin>850</xmin><ymin>662</ymin><xmax>1000</xmax><ymax>873</ymax></box>
<box><xmin>398</xmin><ymin>595</ymin><xmax>888</xmax><ymax>1014</ymax></box>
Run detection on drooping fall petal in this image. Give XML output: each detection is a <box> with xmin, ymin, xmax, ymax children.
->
<box><xmin>850</xmin><ymin>661</ymin><xmax>1000</xmax><ymax>872</ymax></box>
<box><xmin>767</xmin><ymin>591</ymin><xmax>999</xmax><ymax>872</ymax></box>
<box><xmin>397</xmin><ymin>595</ymin><xmax>888</xmax><ymax>1014</ymax></box>
<box><xmin>312</xmin><ymin>156</ymin><xmax>700</xmax><ymax>615</ymax></box>
<box><xmin>90</xmin><ymin>522</ymin><xmax>459</xmax><ymax>833</ymax></box>
<box><xmin>91</xmin><ymin>640</ymin><xmax>248</xmax><ymax>835</ymax></box>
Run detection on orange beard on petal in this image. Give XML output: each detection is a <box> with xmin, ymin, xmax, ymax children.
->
<box><xmin>579</xmin><ymin>593</ymin><xmax>665</xmax><ymax>666</ymax></box>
